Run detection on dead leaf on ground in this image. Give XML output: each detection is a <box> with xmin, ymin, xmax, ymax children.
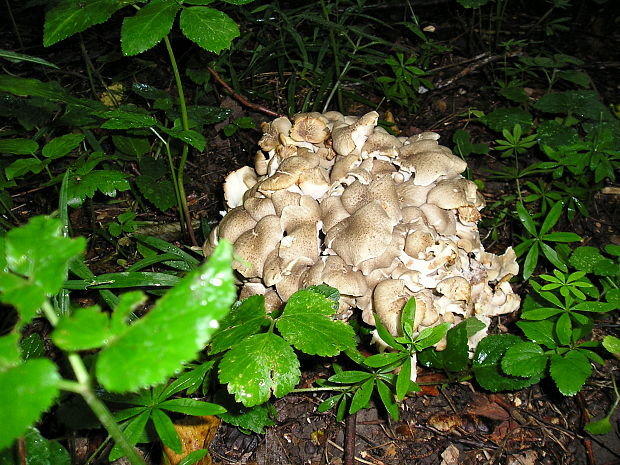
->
<box><xmin>466</xmin><ymin>393</ymin><xmax>510</xmax><ymax>421</ymax></box>
<box><xmin>162</xmin><ymin>415</ymin><xmax>220</xmax><ymax>465</ymax></box>
<box><xmin>427</xmin><ymin>413</ymin><xmax>462</xmax><ymax>432</ymax></box>
<box><xmin>440</xmin><ymin>443</ymin><xmax>460</xmax><ymax>465</ymax></box>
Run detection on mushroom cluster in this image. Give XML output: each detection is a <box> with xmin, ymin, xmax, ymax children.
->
<box><xmin>204</xmin><ymin>111</ymin><xmax>520</xmax><ymax>363</ymax></box>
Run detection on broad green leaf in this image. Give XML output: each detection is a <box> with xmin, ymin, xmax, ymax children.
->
<box><xmin>179</xmin><ymin>7</ymin><xmax>240</xmax><ymax>54</ymax></box>
<box><xmin>52</xmin><ymin>306</ymin><xmax>110</xmax><ymax>350</ymax></box>
<box><xmin>221</xmin><ymin>0</ymin><xmax>255</xmax><ymax>4</ymax></box>
<box><xmin>21</xmin><ymin>334</ymin><xmax>46</xmax><ymax>360</ymax></box>
<box><xmin>96</xmin><ymin>241</ymin><xmax>235</xmax><ymax>392</ymax></box>
<box><xmin>350</xmin><ymin>378</ymin><xmax>374</xmax><ymax>414</ymax></box>
<box><xmin>215</xmin><ymin>391</ymin><xmax>276</xmax><ymax>434</ymax></box>
<box><xmin>534</xmin><ymin>90</ymin><xmax>613</xmax><ymax>121</ymax></box>
<box><xmin>42</xmin><ymin>134</ymin><xmax>84</xmax><ymax>159</ymax></box>
<box><xmin>549</xmin><ymin>350</ymin><xmax>592</xmax><ymax>396</ymax></box>
<box><xmin>376</xmin><ymin>379</ymin><xmax>398</xmax><ymax>420</ymax></box>
<box><xmin>569</xmin><ymin>246</ymin><xmax>605</xmax><ymax>273</ymax></box>
<box><xmin>98</xmin><ymin>109</ymin><xmax>157</xmax><ymax>129</ymax></box>
<box><xmin>5</xmin><ymin>158</ymin><xmax>45</xmax><ymax>180</ymax></box>
<box><xmin>121</xmin><ymin>0</ymin><xmax>180</xmax><ymax>56</ymax></box>
<box><xmin>0</xmin><ymin>359</ymin><xmax>60</xmax><ymax>450</ymax></box>
<box><xmin>0</xmin><ymin>334</ymin><xmax>20</xmax><ymax>369</ymax></box>
<box><xmin>438</xmin><ymin>319</ymin><xmax>474</xmax><ymax>372</ymax></box>
<box><xmin>151</xmin><ymin>409</ymin><xmax>182</xmax><ymax>453</ymax></box>
<box><xmin>66</xmin><ymin>170</ymin><xmax>130</xmax><ymax>207</ymax></box>
<box><xmin>328</xmin><ymin>370</ymin><xmax>372</xmax><ymax>384</ymax></box>
<box><xmin>44</xmin><ymin>0</ymin><xmax>129</xmax><ymax>47</ymax></box>
<box><xmin>184</xmin><ymin>105</ymin><xmax>231</xmax><ymax>125</ymax></box>
<box><xmin>501</xmin><ymin>342</ymin><xmax>547</xmax><ymax>377</ymax></box>
<box><xmin>0</xmin><ymin>273</ymin><xmax>46</xmax><ymax>324</ymax></box>
<box><xmin>516</xmin><ymin>320</ymin><xmax>557</xmax><ymax>348</ymax></box>
<box><xmin>210</xmin><ymin>295</ymin><xmax>270</xmax><ymax>354</ymax></box>
<box><xmin>218</xmin><ymin>332</ymin><xmax>300</xmax><ymax>407</ymax></box>
<box><xmin>158</xmin><ymin>126</ymin><xmax>206</xmax><ymax>151</ymax></box>
<box><xmin>135</xmin><ymin>175</ymin><xmax>177</xmax><ymax>212</ymax></box>
<box><xmin>158</xmin><ymin>398</ymin><xmax>225</xmax><ymax>416</ymax></box>
<box><xmin>23</xmin><ymin>427</ymin><xmax>71</xmax><ymax>465</ymax></box>
<box><xmin>64</xmin><ymin>272</ymin><xmax>179</xmax><ymax>290</ymax></box>
<box><xmin>602</xmin><ymin>335</ymin><xmax>620</xmax><ymax>356</ymax></box>
<box><xmin>584</xmin><ymin>416</ymin><xmax>613</xmax><ymax>435</ymax></box>
<box><xmin>112</xmin><ymin>134</ymin><xmax>151</xmax><ymax>157</ymax></box>
<box><xmin>304</xmin><ymin>284</ymin><xmax>340</xmax><ymax>311</ymax></box>
<box><xmin>472</xmin><ymin>334</ymin><xmax>540</xmax><ymax>392</ymax></box>
<box><xmin>0</xmin><ymin>138</ymin><xmax>38</xmax><ymax>155</ymax></box>
<box><xmin>277</xmin><ymin>289</ymin><xmax>356</xmax><ymax>356</ymax></box>
<box><xmin>481</xmin><ymin>107</ymin><xmax>532</xmax><ymax>133</ymax></box>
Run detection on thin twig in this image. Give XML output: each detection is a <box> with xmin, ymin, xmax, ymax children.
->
<box><xmin>344</xmin><ymin>412</ymin><xmax>357</xmax><ymax>465</ymax></box>
<box><xmin>434</xmin><ymin>52</ymin><xmax>522</xmax><ymax>89</ymax></box>
<box><xmin>207</xmin><ymin>67</ymin><xmax>286</xmax><ymax>118</ymax></box>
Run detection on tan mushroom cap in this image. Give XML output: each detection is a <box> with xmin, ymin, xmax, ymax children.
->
<box><xmin>303</xmin><ymin>255</ymin><xmax>368</xmax><ymax>297</ymax></box>
<box><xmin>327</xmin><ymin>201</ymin><xmax>393</xmax><ymax>268</ymax></box>
<box><xmin>361</xmin><ymin>130</ymin><xmax>402</xmax><ymax>158</ymax></box>
<box><xmin>216</xmin><ymin>207</ymin><xmax>257</xmax><ymax>244</ymax></box>
<box><xmin>426</xmin><ymin>178</ymin><xmax>480</xmax><ymax>210</ymax></box>
<box><xmin>397</xmin><ymin>145</ymin><xmax>468</xmax><ymax>186</ymax></box>
<box><xmin>420</xmin><ymin>203</ymin><xmax>457</xmax><ymax>236</ymax></box>
<box><xmin>373</xmin><ymin>279</ymin><xmax>413</xmax><ymax>336</ymax></box>
<box><xmin>232</xmin><ymin>215</ymin><xmax>283</xmax><ymax>278</ymax></box>
<box><xmin>290</xmin><ymin>112</ymin><xmax>330</xmax><ymax>144</ymax></box>
<box><xmin>332</xmin><ymin>111</ymin><xmax>379</xmax><ymax>156</ymax></box>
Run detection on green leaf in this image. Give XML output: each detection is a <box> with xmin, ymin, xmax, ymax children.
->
<box><xmin>151</xmin><ymin>408</ymin><xmax>181</xmax><ymax>453</ymax></box>
<box><xmin>209</xmin><ymin>295</ymin><xmax>270</xmax><ymax>354</ymax></box>
<box><xmin>536</xmin><ymin>120</ymin><xmax>580</xmax><ymax>148</ymax></box>
<box><xmin>376</xmin><ymin>379</ymin><xmax>398</xmax><ymax>420</ymax></box>
<box><xmin>179</xmin><ymin>7</ymin><xmax>240</xmax><ymax>54</ymax></box>
<box><xmin>363</xmin><ymin>352</ymin><xmax>404</xmax><ymax>368</ymax></box>
<box><xmin>305</xmin><ymin>284</ymin><xmax>340</xmax><ymax>311</ymax></box>
<box><xmin>516</xmin><ymin>320</ymin><xmax>557</xmax><ymax>348</ymax></box>
<box><xmin>218</xmin><ymin>332</ymin><xmax>300</xmax><ymax>407</ymax></box>
<box><xmin>0</xmin><ymin>334</ymin><xmax>20</xmax><ymax>369</ymax></box>
<box><xmin>21</xmin><ymin>334</ymin><xmax>46</xmax><ymax>361</ymax></box>
<box><xmin>481</xmin><ymin>107</ymin><xmax>532</xmax><ymax>133</ymax></box>
<box><xmin>112</xmin><ymin>134</ymin><xmax>152</xmax><ymax>157</ymax></box>
<box><xmin>96</xmin><ymin>241</ymin><xmax>235</xmax><ymax>392</ymax></box>
<box><xmin>534</xmin><ymin>90</ymin><xmax>613</xmax><ymax>121</ymax></box>
<box><xmin>99</xmin><ymin>109</ymin><xmax>157</xmax><ymax>129</ymax></box>
<box><xmin>215</xmin><ymin>392</ymin><xmax>276</xmax><ymax>434</ymax></box>
<box><xmin>520</xmin><ymin>307</ymin><xmax>563</xmax><ymax>320</ymax></box>
<box><xmin>516</xmin><ymin>202</ymin><xmax>537</xmax><ymax>236</ymax></box>
<box><xmin>277</xmin><ymin>289</ymin><xmax>356</xmax><ymax>356</ymax></box>
<box><xmin>66</xmin><ymin>170</ymin><xmax>130</xmax><ymax>207</ymax></box>
<box><xmin>0</xmin><ymin>138</ymin><xmax>38</xmax><ymax>155</ymax></box>
<box><xmin>121</xmin><ymin>0</ymin><xmax>180</xmax><ymax>56</ymax></box>
<box><xmin>549</xmin><ymin>350</ymin><xmax>592</xmax><ymax>396</ymax></box>
<box><xmin>42</xmin><ymin>134</ymin><xmax>84</xmax><ymax>159</ymax></box>
<box><xmin>350</xmin><ymin>378</ymin><xmax>374</xmax><ymax>414</ymax></box>
<box><xmin>0</xmin><ymin>359</ymin><xmax>60</xmax><ymax>450</ymax></box>
<box><xmin>44</xmin><ymin>0</ymin><xmax>129</xmax><ymax>46</ymax></box>
<box><xmin>178</xmin><ymin>450</ymin><xmax>208</xmax><ymax>465</ymax></box>
<box><xmin>64</xmin><ymin>272</ymin><xmax>180</xmax><ymax>290</ymax></box>
<box><xmin>52</xmin><ymin>306</ymin><xmax>110</xmax><ymax>351</ymax></box>
<box><xmin>109</xmin><ymin>409</ymin><xmax>150</xmax><ymax>461</ymax></box>
<box><xmin>159</xmin><ymin>126</ymin><xmax>207</xmax><ymax>151</ymax></box>
<box><xmin>158</xmin><ymin>398</ymin><xmax>225</xmax><ymax>416</ymax></box>
<box><xmin>473</xmin><ymin>334</ymin><xmax>540</xmax><ymax>392</ymax></box>
<box><xmin>395</xmin><ymin>357</ymin><xmax>412</xmax><ymax>400</ymax></box>
<box><xmin>555</xmin><ymin>312</ymin><xmax>572</xmax><ymax>346</ymax></box>
<box><xmin>5</xmin><ymin>158</ymin><xmax>45</xmax><ymax>180</ymax></box>
<box><xmin>415</xmin><ymin>322</ymin><xmax>450</xmax><ymax>350</ymax></box>
<box><xmin>569</xmin><ymin>247</ymin><xmax>604</xmax><ymax>273</ymax></box>
<box><xmin>135</xmin><ymin>175</ymin><xmax>177</xmax><ymax>212</ymax></box>
<box><xmin>0</xmin><ymin>49</ymin><xmax>59</xmax><ymax>68</ymax></box>
<box><xmin>584</xmin><ymin>416</ymin><xmax>613</xmax><ymax>435</ymax></box>
<box><xmin>438</xmin><ymin>319</ymin><xmax>475</xmax><ymax>372</ymax></box>
<box><xmin>372</xmin><ymin>312</ymin><xmax>404</xmax><ymax>351</ymax></box>
<box><xmin>602</xmin><ymin>335</ymin><xmax>620</xmax><ymax>355</ymax></box>
<box><xmin>328</xmin><ymin>371</ymin><xmax>372</xmax><ymax>384</ymax></box>
<box><xmin>573</xmin><ymin>301</ymin><xmax>616</xmax><ymax>313</ymax></box>
<box><xmin>501</xmin><ymin>342</ymin><xmax>547</xmax><ymax>377</ymax></box>
<box><xmin>23</xmin><ymin>427</ymin><xmax>71</xmax><ymax>465</ymax></box>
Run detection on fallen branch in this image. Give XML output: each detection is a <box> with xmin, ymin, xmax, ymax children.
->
<box><xmin>434</xmin><ymin>51</ymin><xmax>522</xmax><ymax>89</ymax></box>
<box><xmin>207</xmin><ymin>67</ymin><xmax>286</xmax><ymax>118</ymax></box>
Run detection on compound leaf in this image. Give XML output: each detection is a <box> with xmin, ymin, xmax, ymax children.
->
<box><xmin>66</xmin><ymin>170</ymin><xmax>130</xmax><ymax>207</ymax></box>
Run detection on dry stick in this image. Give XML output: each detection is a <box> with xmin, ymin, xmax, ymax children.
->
<box><xmin>433</xmin><ymin>52</ymin><xmax>522</xmax><ymax>89</ymax></box>
<box><xmin>344</xmin><ymin>412</ymin><xmax>357</xmax><ymax>465</ymax></box>
<box><xmin>207</xmin><ymin>67</ymin><xmax>286</xmax><ymax>118</ymax></box>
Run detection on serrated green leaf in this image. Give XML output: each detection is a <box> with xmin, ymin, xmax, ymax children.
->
<box><xmin>99</xmin><ymin>109</ymin><xmax>157</xmax><ymax>129</ymax></box>
<box><xmin>66</xmin><ymin>170</ymin><xmax>130</xmax><ymax>207</ymax></box>
<box><xmin>179</xmin><ymin>7</ymin><xmax>240</xmax><ymax>53</ymax></box>
<box><xmin>0</xmin><ymin>359</ymin><xmax>60</xmax><ymax>450</ymax></box>
<box><xmin>42</xmin><ymin>133</ymin><xmax>84</xmax><ymax>159</ymax></box>
<box><xmin>152</xmin><ymin>408</ymin><xmax>182</xmax><ymax>453</ymax></box>
<box><xmin>96</xmin><ymin>241</ymin><xmax>235</xmax><ymax>392</ymax></box>
<box><xmin>0</xmin><ymin>138</ymin><xmax>38</xmax><ymax>155</ymax></box>
<box><xmin>159</xmin><ymin>126</ymin><xmax>206</xmax><ymax>151</ymax></box>
<box><xmin>350</xmin><ymin>378</ymin><xmax>374</xmax><ymax>414</ymax></box>
<box><xmin>549</xmin><ymin>350</ymin><xmax>591</xmax><ymax>396</ymax></box>
<box><xmin>210</xmin><ymin>295</ymin><xmax>270</xmax><ymax>354</ymax></box>
<box><xmin>44</xmin><ymin>0</ymin><xmax>128</xmax><ymax>47</ymax></box>
<box><xmin>23</xmin><ymin>427</ymin><xmax>71</xmax><ymax>465</ymax></box>
<box><xmin>534</xmin><ymin>90</ymin><xmax>612</xmax><ymax>121</ymax></box>
<box><xmin>135</xmin><ymin>175</ymin><xmax>177</xmax><ymax>212</ymax></box>
<box><xmin>218</xmin><ymin>332</ymin><xmax>300</xmax><ymax>407</ymax></box>
<box><xmin>112</xmin><ymin>134</ymin><xmax>152</xmax><ymax>157</ymax></box>
<box><xmin>277</xmin><ymin>289</ymin><xmax>356</xmax><ymax>356</ymax></box>
<box><xmin>501</xmin><ymin>342</ymin><xmax>547</xmax><ymax>377</ymax></box>
<box><xmin>602</xmin><ymin>335</ymin><xmax>620</xmax><ymax>355</ymax></box>
<box><xmin>52</xmin><ymin>306</ymin><xmax>110</xmax><ymax>350</ymax></box>
<box><xmin>305</xmin><ymin>284</ymin><xmax>340</xmax><ymax>311</ymax></box>
<box><xmin>473</xmin><ymin>334</ymin><xmax>540</xmax><ymax>392</ymax></box>
<box><xmin>121</xmin><ymin>0</ymin><xmax>180</xmax><ymax>56</ymax></box>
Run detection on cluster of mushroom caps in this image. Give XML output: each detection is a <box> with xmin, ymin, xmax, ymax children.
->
<box><xmin>204</xmin><ymin>110</ymin><xmax>520</xmax><ymax>370</ymax></box>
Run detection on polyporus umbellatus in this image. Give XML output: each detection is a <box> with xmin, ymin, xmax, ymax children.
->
<box><xmin>204</xmin><ymin>111</ymin><xmax>520</xmax><ymax>376</ymax></box>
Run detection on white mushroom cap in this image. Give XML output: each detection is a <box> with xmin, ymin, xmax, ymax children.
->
<box><xmin>224</xmin><ymin>166</ymin><xmax>258</xmax><ymax>209</ymax></box>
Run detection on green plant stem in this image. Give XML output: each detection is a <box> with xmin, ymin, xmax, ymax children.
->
<box><xmin>320</xmin><ymin>0</ymin><xmax>343</xmax><ymax>112</ymax></box>
<box><xmin>150</xmin><ymin>127</ymin><xmax>184</xmax><ymax>229</ymax></box>
<box><xmin>41</xmin><ymin>301</ymin><xmax>146</xmax><ymax>465</ymax></box>
<box><xmin>163</xmin><ymin>35</ymin><xmax>198</xmax><ymax>247</ymax></box>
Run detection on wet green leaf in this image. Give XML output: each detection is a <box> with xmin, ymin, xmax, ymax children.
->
<box><xmin>52</xmin><ymin>306</ymin><xmax>110</xmax><ymax>351</ymax></box>
<box><xmin>121</xmin><ymin>0</ymin><xmax>180</xmax><ymax>56</ymax></box>
<box><xmin>23</xmin><ymin>427</ymin><xmax>71</xmax><ymax>465</ymax></box>
<box><xmin>549</xmin><ymin>350</ymin><xmax>591</xmax><ymax>396</ymax></box>
<box><xmin>501</xmin><ymin>342</ymin><xmax>547</xmax><ymax>377</ymax></box>
<box><xmin>66</xmin><ymin>170</ymin><xmax>130</xmax><ymax>207</ymax></box>
<box><xmin>179</xmin><ymin>7</ymin><xmax>239</xmax><ymax>53</ymax></box>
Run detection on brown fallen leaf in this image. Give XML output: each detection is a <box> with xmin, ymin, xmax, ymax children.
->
<box><xmin>466</xmin><ymin>393</ymin><xmax>510</xmax><ymax>421</ymax></box>
<box><xmin>427</xmin><ymin>413</ymin><xmax>462</xmax><ymax>433</ymax></box>
<box><xmin>162</xmin><ymin>415</ymin><xmax>220</xmax><ymax>465</ymax></box>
